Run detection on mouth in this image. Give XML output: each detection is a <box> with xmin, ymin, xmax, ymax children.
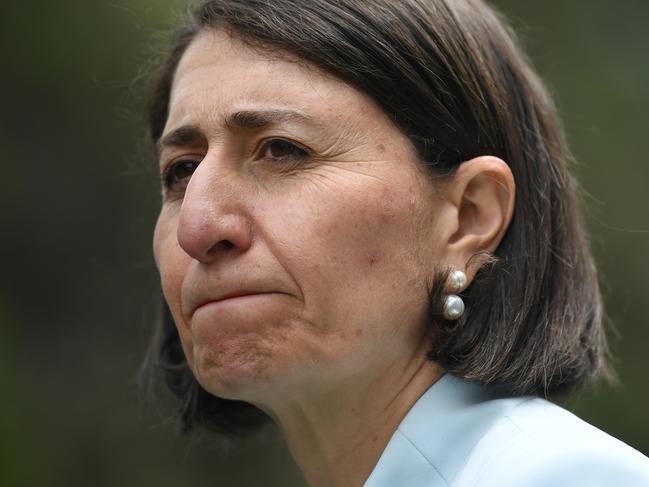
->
<box><xmin>193</xmin><ymin>291</ymin><xmax>286</xmax><ymax>315</ymax></box>
<box><xmin>219</xmin><ymin>290</ymin><xmax>267</xmax><ymax>301</ymax></box>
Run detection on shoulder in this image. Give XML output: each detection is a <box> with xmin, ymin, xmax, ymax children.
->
<box><xmin>365</xmin><ymin>376</ymin><xmax>649</xmax><ymax>487</ymax></box>
<box><xmin>453</xmin><ymin>397</ymin><xmax>649</xmax><ymax>487</ymax></box>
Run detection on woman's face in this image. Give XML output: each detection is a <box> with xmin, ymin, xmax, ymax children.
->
<box><xmin>153</xmin><ymin>30</ymin><xmax>449</xmax><ymax>405</ymax></box>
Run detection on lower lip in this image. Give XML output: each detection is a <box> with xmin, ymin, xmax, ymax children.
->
<box><xmin>194</xmin><ymin>293</ymin><xmax>285</xmax><ymax>314</ymax></box>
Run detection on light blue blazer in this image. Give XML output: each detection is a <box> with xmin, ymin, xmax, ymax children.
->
<box><xmin>364</xmin><ymin>374</ymin><xmax>649</xmax><ymax>486</ymax></box>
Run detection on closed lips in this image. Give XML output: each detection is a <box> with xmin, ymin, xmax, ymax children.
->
<box><xmin>183</xmin><ymin>276</ymin><xmax>294</xmax><ymax>319</ymax></box>
<box><xmin>192</xmin><ymin>291</ymin><xmax>286</xmax><ymax>314</ymax></box>
<box><xmin>210</xmin><ymin>291</ymin><xmax>270</xmax><ymax>303</ymax></box>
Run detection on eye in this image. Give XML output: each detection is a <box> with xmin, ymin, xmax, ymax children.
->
<box><xmin>162</xmin><ymin>159</ymin><xmax>199</xmax><ymax>192</ymax></box>
<box><xmin>260</xmin><ymin>139</ymin><xmax>310</xmax><ymax>166</ymax></box>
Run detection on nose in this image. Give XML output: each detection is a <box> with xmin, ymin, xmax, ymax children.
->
<box><xmin>176</xmin><ymin>160</ymin><xmax>253</xmax><ymax>263</ymax></box>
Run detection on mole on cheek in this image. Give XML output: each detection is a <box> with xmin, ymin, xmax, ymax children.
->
<box><xmin>378</xmin><ymin>212</ymin><xmax>394</xmax><ymax>225</ymax></box>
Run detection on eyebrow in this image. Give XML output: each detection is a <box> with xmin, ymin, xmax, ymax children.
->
<box><xmin>156</xmin><ymin>125</ymin><xmax>204</xmax><ymax>156</ymax></box>
<box><xmin>157</xmin><ymin>109</ymin><xmax>315</xmax><ymax>155</ymax></box>
<box><xmin>224</xmin><ymin>109</ymin><xmax>313</xmax><ymax>130</ymax></box>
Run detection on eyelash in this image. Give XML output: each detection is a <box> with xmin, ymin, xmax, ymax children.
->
<box><xmin>161</xmin><ymin>158</ymin><xmax>200</xmax><ymax>194</ymax></box>
<box><xmin>259</xmin><ymin>138</ymin><xmax>311</xmax><ymax>169</ymax></box>
<box><xmin>160</xmin><ymin>138</ymin><xmax>312</xmax><ymax>194</ymax></box>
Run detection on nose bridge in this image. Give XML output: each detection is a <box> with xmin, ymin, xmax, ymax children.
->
<box><xmin>177</xmin><ymin>155</ymin><xmax>252</xmax><ymax>262</ymax></box>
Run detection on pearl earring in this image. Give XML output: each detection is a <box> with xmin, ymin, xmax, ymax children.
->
<box><xmin>443</xmin><ymin>270</ymin><xmax>467</xmax><ymax>320</ymax></box>
<box><xmin>449</xmin><ymin>269</ymin><xmax>467</xmax><ymax>291</ymax></box>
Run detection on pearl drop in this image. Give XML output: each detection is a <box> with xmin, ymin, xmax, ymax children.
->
<box><xmin>449</xmin><ymin>270</ymin><xmax>467</xmax><ymax>292</ymax></box>
<box><xmin>443</xmin><ymin>295</ymin><xmax>465</xmax><ymax>320</ymax></box>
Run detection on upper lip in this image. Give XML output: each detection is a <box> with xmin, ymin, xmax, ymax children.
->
<box><xmin>210</xmin><ymin>290</ymin><xmax>270</xmax><ymax>303</ymax></box>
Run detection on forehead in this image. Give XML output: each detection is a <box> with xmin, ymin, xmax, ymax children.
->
<box><xmin>165</xmin><ymin>29</ymin><xmax>390</xmax><ymax>135</ymax></box>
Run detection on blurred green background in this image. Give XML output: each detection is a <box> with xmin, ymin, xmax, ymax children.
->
<box><xmin>1</xmin><ymin>1</ymin><xmax>647</xmax><ymax>486</ymax></box>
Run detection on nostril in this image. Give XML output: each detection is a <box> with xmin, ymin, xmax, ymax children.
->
<box><xmin>177</xmin><ymin>209</ymin><xmax>253</xmax><ymax>261</ymax></box>
<box><xmin>214</xmin><ymin>240</ymin><xmax>235</xmax><ymax>251</ymax></box>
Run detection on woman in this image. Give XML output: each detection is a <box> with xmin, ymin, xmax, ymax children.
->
<box><xmin>146</xmin><ymin>0</ymin><xmax>649</xmax><ymax>485</ymax></box>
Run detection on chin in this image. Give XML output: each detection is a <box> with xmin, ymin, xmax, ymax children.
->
<box><xmin>190</xmin><ymin>336</ymin><xmax>278</xmax><ymax>401</ymax></box>
<box><xmin>184</xmin><ymin>306</ymin><xmax>308</xmax><ymax>401</ymax></box>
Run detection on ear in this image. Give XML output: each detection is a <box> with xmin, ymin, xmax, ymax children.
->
<box><xmin>439</xmin><ymin>156</ymin><xmax>515</xmax><ymax>281</ymax></box>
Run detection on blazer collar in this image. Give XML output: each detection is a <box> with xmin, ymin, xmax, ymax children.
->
<box><xmin>364</xmin><ymin>373</ymin><xmax>505</xmax><ymax>487</ymax></box>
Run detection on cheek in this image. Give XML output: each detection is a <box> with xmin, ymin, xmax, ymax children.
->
<box><xmin>154</xmin><ymin>214</ymin><xmax>181</xmax><ymax>298</ymax></box>
<box><xmin>153</xmin><ymin>211</ymin><xmax>194</xmax><ymax>355</ymax></box>
<box><xmin>264</xmin><ymin>176</ymin><xmax>434</xmax><ymax>337</ymax></box>
<box><xmin>328</xmin><ymin>184</ymin><xmax>430</xmax><ymax>275</ymax></box>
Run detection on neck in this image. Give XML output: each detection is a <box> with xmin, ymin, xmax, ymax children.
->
<box><xmin>256</xmin><ymin>350</ymin><xmax>444</xmax><ymax>487</ymax></box>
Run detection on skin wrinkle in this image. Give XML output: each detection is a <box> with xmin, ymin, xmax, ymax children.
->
<box><xmin>159</xmin><ymin>116</ymin><xmax>371</xmax><ymax>185</ymax></box>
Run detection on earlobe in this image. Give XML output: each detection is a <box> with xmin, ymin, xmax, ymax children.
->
<box><xmin>445</xmin><ymin>156</ymin><xmax>515</xmax><ymax>275</ymax></box>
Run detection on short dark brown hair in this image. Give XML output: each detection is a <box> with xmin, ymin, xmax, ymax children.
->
<box><xmin>144</xmin><ymin>0</ymin><xmax>608</xmax><ymax>436</ymax></box>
